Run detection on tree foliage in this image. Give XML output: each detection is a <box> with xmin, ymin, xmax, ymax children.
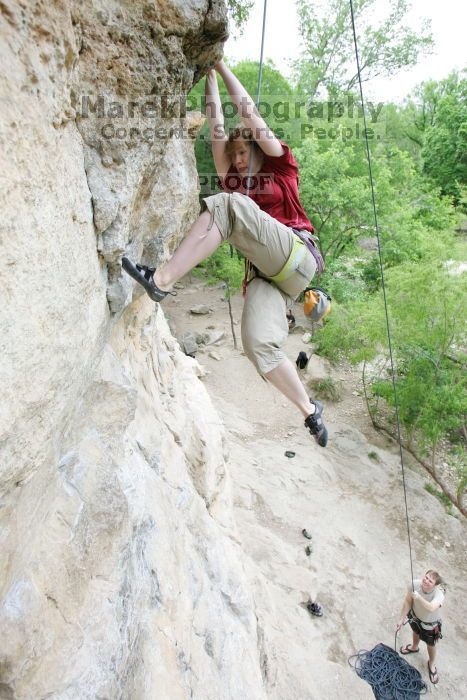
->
<box><xmin>388</xmin><ymin>71</ymin><xmax>467</xmax><ymax>204</ymax></box>
<box><xmin>421</xmin><ymin>72</ymin><xmax>467</xmax><ymax>203</ymax></box>
<box><xmin>315</xmin><ymin>256</ymin><xmax>467</xmax><ymax>447</ymax></box>
<box><xmin>295</xmin><ymin>126</ymin><xmax>455</xmax><ymax>263</ymax></box>
<box><xmin>296</xmin><ymin>136</ymin><xmax>374</xmax><ymax>259</ymax></box>
<box><xmin>294</xmin><ymin>0</ymin><xmax>434</xmax><ymax>98</ymax></box>
<box><xmin>226</xmin><ymin>0</ymin><xmax>254</xmax><ymax>34</ymax></box>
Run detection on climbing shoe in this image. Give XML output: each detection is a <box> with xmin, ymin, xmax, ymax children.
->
<box><xmin>306</xmin><ymin>601</ymin><xmax>323</xmax><ymax>617</ymax></box>
<box><xmin>304</xmin><ymin>399</ymin><xmax>328</xmax><ymax>447</ymax></box>
<box><xmin>122</xmin><ymin>257</ymin><xmax>173</xmax><ymax>303</ymax></box>
<box><xmin>296</xmin><ymin>351</ymin><xmax>309</xmax><ymax>369</ymax></box>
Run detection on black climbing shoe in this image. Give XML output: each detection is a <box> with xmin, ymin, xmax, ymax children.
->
<box><xmin>122</xmin><ymin>257</ymin><xmax>173</xmax><ymax>303</ymax></box>
<box><xmin>307</xmin><ymin>601</ymin><xmax>323</xmax><ymax>617</ymax></box>
<box><xmin>296</xmin><ymin>351</ymin><xmax>309</xmax><ymax>369</ymax></box>
<box><xmin>304</xmin><ymin>400</ymin><xmax>328</xmax><ymax>447</ymax></box>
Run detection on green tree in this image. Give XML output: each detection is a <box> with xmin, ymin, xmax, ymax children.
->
<box><xmin>295</xmin><ymin>130</ymin><xmax>454</xmax><ymax>264</ymax></box>
<box><xmin>226</xmin><ymin>0</ymin><xmax>254</xmax><ymax>33</ymax></box>
<box><xmin>313</xmin><ymin>247</ymin><xmax>467</xmax><ymax>512</ymax></box>
<box><xmin>421</xmin><ymin>72</ymin><xmax>467</xmax><ymax>203</ymax></box>
<box><xmin>294</xmin><ymin>0</ymin><xmax>433</xmax><ymax>98</ymax></box>
<box><xmin>296</xmin><ymin>136</ymin><xmax>374</xmax><ymax>259</ymax></box>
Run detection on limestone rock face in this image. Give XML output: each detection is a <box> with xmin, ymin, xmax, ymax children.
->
<box><xmin>0</xmin><ymin>2</ymin><xmax>268</xmax><ymax>698</ymax></box>
<box><xmin>1</xmin><ymin>302</ymin><xmax>265</xmax><ymax>699</ymax></box>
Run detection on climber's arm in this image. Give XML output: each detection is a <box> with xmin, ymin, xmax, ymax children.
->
<box><xmin>215</xmin><ymin>60</ymin><xmax>284</xmax><ymax>158</ymax></box>
<box><xmin>412</xmin><ymin>591</ymin><xmax>443</xmax><ymax>613</ymax></box>
<box><xmin>205</xmin><ymin>70</ymin><xmax>230</xmax><ymax>178</ymax></box>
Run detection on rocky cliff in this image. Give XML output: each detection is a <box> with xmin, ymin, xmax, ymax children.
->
<box><xmin>0</xmin><ymin>2</ymin><xmax>268</xmax><ymax>698</ymax></box>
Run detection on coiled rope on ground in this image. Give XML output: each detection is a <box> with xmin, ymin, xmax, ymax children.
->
<box><xmin>348</xmin><ymin>644</ymin><xmax>427</xmax><ymax>699</ymax></box>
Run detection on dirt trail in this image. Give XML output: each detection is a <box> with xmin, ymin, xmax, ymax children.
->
<box><xmin>165</xmin><ymin>278</ymin><xmax>467</xmax><ymax>699</ymax></box>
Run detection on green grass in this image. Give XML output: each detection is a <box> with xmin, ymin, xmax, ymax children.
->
<box><xmin>424</xmin><ymin>483</ymin><xmax>456</xmax><ymax>517</ymax></box>
<box><xmin>313</xmin><ymin>377</ymin><xmax>342</xmax><ymax>402</ymax></box>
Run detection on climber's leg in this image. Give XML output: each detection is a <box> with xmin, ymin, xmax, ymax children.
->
<box><xmin>241</xmin><ymin>277</ymin><xmax>327</xmax><ymax>446</ymax></box>
<box><xmin>241</xmin><ymin>278</ymin><xmax>310</xmax><ymax>416</ymax></box>
<box><xmin>240</xmin><ymin>277</ymin><xmax>289</xmax><ymax>376</ymax></box>
<box><xmin>124</xmin><ymin>192</ymin><xmax>314</xmax><ymax>300</ymax></box>
<box><xmin>122</xmin><ymin>210</ymin><xmax>222</xmax><ymax>299</ymax></box>
<box><xmin>265</xmin><ymin>359</ymin><xmax>315</xmax><ymax>418</ymax></box>
<box><xmin>202</xmin><ymin>192</ymin><xmax>316</xmax><ymax>298</ymax></box>
<box><xmin>154</xmin><ymin>210</ymin><xmax>222</xmax><ymax>291</ymax></box>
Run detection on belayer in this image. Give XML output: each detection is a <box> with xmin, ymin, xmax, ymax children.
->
<box><xmin>396</xmin><ymin>569</ymin><xmax>446</xmax><ymax>685</ymax></box>
<box><xmin>123</xmin><ymin>61</ymin><xmax>328</xmax><ymax>447</ymax></box>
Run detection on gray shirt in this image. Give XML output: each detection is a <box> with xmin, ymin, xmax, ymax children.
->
<box><xmin>409</xmin><ymin>579</ymin><xmax>444</xmax><ymax>626</ymax></box>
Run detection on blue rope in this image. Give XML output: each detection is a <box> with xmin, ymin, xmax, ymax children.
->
<box><xmin>349</xmin><ymin>644</ymin><xmax>427</xmax><ymax>699</ymax></box>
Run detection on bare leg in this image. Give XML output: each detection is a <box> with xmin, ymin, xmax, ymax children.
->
<box><xmin>154</xmin><ymin>210</ymin><xmax>222</xmax><ymax>290</ymax></box>
<box><xmin>427</xmin><ymin>644</ymin><xmax>438</xmax><ymax>678</ymax></box>
<box><xmin>264</xmin><ymin>358</ymin><xmax>315</xmax><ymax>418</ymax></box>
<box><xmin>410</xmin><ymin>631</ymin><xmax>420</xmax><ymax>651</ymax></box>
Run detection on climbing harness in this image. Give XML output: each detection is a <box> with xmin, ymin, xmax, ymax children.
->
<box><xmin>407</xmin><ymin>609</ymin><xmax>443</xmax><ymax>644</ymax></box>
<box><xmin>267</xmin><ymin>237</ymin><xmax>307</xmax><ymax>284</ymax></box>
<box><xmin>292</xmin><ymin>229</ymin><xmax>325</xmax><ymax>274</ymax></box>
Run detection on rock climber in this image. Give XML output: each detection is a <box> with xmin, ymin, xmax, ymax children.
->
<box><xmin>122</xmin><ymin>60</ymin><xmax>328</xmax><ymax>447</ymax></box>
<box><xmin>396</xmin><ymin>569</ymin><xmax>445</xmax><ymax>685</ymax></box>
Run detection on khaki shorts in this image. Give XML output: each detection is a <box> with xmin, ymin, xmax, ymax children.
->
<box><xmin>202</xmin><ymin>192</ymin><xmax>317</xmax><ymax>374</ymax></box>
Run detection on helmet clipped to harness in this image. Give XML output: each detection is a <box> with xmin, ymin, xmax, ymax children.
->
<box><xmin>303</xmin><ymin>287</ymin><xmax>332</xmax><ymax>322</ymax></box>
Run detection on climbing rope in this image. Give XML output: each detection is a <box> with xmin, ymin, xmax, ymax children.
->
<box><xmin>248</xmin><ymin>0</ymin><xmax>416</xmax><ymax>601</ymax></box>
<box><xmin>246</xmin><ymin>0</ymin><xmax>268</xmax><ymax>191</ymax></box>
<box><xmin>348</xmin><ymin>643</ymin><xmax>427</xmax><ymax>699</ymax></box>
<box><xmin>346</xmin><ymin>2</ymin><xmax>428</xmax><ymax>693</ymax></box>
<box><xmin>243</xmin><ymin>0</ymin><xmax>268</xmax><ymax>287</ymax></box>
<box><xmin>348</xmin><ymin>0</ymin><xmax>415</xmax><ymax>587</ymax></box>
<box><xmin>242</xmin><ymin>4</ymin><xmax>427</xmax><ymax>695</ymax></box>
<box><xmin>254</xmin><ymin>0</ymin><xmax>268</xmax><ymax>105</ymax></box>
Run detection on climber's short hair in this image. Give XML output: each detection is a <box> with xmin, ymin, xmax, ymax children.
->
<box><xmin>225</xmin><ymin>125</ymin><xmax>261</xmax><ymax>156</ymax></box>
<box><xmin>425</xmin><ymin>570</ymin><xmax>444</xmax><ymax>587</ymax></box>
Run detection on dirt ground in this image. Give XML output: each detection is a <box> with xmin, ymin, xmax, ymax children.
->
<box><xmin>164</xmin><ymin>277</ymin><xmax>467</xmax><ymax>699</ymax></box>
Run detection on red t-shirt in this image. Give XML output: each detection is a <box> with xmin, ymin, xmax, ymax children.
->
<box><xmin>221</xmin><ymin>142</ymin><xmax>314</xmax><ymax>233</ymax></box>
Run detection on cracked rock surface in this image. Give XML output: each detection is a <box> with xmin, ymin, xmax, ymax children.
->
<box><xmin>0</xmin><ymin>2</ymin><xmax>271</xmax><ymax>699</ymax></box>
